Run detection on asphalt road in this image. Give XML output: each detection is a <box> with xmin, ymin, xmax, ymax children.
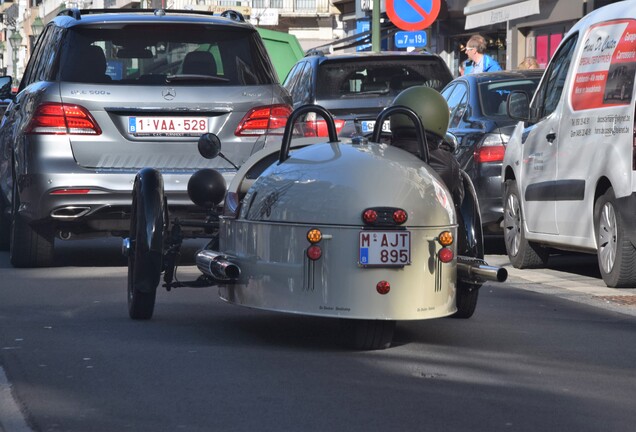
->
<box><xmin>1</xmin><ymin>239</ymin><xmax>635</xmax><ymax>432</ymax></box>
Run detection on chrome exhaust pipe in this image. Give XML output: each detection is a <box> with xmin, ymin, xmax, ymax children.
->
<box><xmin>50</xmin><ymin>206</ymin><xmax>91</xmax><ymax>219</ymax></box>
<box><xmin>457</xmin><ymin>256</ymin><xmax>508</xmax><ymax>284</ymax></box>
<box><xmin>196</xmin><ymin>250</ymin><xmax>241</xmax><ymax>281</ymax></box>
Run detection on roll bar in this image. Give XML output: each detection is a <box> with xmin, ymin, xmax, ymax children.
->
<box><xmin>372</xmin><ymin>105</ymin><xmax>430</xmax><ymax>164</ymax></box>
<box><xmin>279</xmin><ymin>104</ymin><xmax>339</xmax><ymax>164</ymax></box>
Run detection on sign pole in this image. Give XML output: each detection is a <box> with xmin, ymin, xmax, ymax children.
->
<box><xmin>372</xmin><ymin>0</ymin><xmax>380</xmax><ymax>52</ymax></box>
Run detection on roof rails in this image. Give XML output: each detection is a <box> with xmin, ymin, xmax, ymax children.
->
<box><xmin>57</xmin><ymin>8</ymin><xmax>245</xmax><ymax>22</ymax></box>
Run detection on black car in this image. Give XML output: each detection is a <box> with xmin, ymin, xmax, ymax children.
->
<box><xmin>283</xmin><ymin>51</ymin><xmax>453</xmax><ymax>137</ymax></box>
<box><xmin>440</xmin><ymin>70</ymin><xmax>543</xmax><ymax>236</ymax></box>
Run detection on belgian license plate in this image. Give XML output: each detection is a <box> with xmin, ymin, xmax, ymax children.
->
<box><xmin>128</xmin><ymin>117</ymin><xmax>209</xmax><ymax>136</ymax></box>
<box><xmin>361</xmin><ymin>120</ymin><xmax>391</xmax><ymax>134</ymax></box>
<box><xmin>359</xmin><ymin>231</ymin><xmax>410</xmax><ymax>266</ymax></box>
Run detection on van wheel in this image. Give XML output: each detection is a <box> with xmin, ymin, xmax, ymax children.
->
<box><xmin>339</xmin><ymin>319</ymin><xmax>395</xmax><ymax>350</ymax></box>
<box><xmin>594</xmin><ymin>188</ymin><xmax>636</xmax><ymax>287</ymax></box>
<box><xmin>503</xmin><ymin>180</ymin><xmax>548</xmax><ymax>268</ymax></box>
<box><xmin>10</xmin><ymin>183</ymin><xmax>54</xmax><ymax>268</ymax></box>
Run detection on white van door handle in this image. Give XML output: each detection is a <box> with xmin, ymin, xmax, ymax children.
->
<box><xmin>546</xmin><ymin>132</ymin><xmax>556</xmax><ymax>143</ymax></box>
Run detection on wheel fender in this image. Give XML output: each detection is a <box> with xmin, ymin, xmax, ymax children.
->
<box><xmin>458</xmin><ymin>170</ymin><xmax>484</xmax><ymax>259</ymax></box>
<box><xmin>133</xmin><ymin>168</ymin><xmax>165</xmax><ymax>254</ymax></box>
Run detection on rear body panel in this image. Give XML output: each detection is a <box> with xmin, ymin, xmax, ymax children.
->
<box><xmin>219</xmin><ymin>220</ymin><xmax>457</xmax><ymax>320</ymax></box>
<box><xmin>218</xmin><ymin>140</ymin><xmax>458</xmax><ymax>320</ymax></box>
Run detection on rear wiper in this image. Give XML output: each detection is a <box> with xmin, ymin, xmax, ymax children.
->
<box><xmin>166</xmin><ymin>74</ymin><xmax>230</xmax><ymax>83</ymax></box>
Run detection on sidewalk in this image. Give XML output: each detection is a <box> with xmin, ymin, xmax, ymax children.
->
<box><xmin>486</xmin><ymin>254</ymin><xmax>636</xmax><ymax>317</ymax></box>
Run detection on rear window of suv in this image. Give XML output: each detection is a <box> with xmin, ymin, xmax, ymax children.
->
<box><xmin>315</xmin><ymin>58</ymin><xmax>450</xmax><ymax>99</ymax></box>
<box><xmin>57</xmin><ymin>24</ymin><xmax>276</xmax><ymax>85</ymax></box>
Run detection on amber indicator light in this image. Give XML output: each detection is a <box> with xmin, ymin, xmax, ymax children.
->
<box><xmin>307</xmin><ymin>228</ymin><xmax>322</xmax><ymax>244</ymax></box>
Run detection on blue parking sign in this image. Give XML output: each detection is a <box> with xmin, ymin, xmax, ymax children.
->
<box><xmin>395</xmin><ymin>31</ymin><xmax>427</xmax><ymax>48</ymax></box>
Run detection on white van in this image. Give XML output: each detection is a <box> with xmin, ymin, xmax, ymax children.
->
<box><xmin>502</xmin><ymin>0</ymin><xmax>636</xmax><ymax>287</ymax></box>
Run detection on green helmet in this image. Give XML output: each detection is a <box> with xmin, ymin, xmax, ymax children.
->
<box><xmin>390</xmin><ymin>86</ymin><xmax>450</xmax><ymax>139</ymax></box>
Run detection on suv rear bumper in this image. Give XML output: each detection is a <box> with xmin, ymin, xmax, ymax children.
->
<box><xmin>16</xmin><ymin>170</ymin><xmax>235</xmax><ymax>235</ymax></box>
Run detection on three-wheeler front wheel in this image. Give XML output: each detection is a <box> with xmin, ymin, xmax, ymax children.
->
<box><xmin>127</xmin><ymin>169</ymin><xmax>166</xmax><ymax>320</ymax></box>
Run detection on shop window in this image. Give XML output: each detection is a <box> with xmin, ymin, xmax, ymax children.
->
<box><xmin>535</xmin><ymin>33</ymin><xmax>564</xmax><ymax>68</ymax></box>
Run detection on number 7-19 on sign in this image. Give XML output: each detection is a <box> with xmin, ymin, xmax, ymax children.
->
<box><xmin>394</xmin><ymin>30</ymin><xmax>427</xmax><ymax>48</ymax></box>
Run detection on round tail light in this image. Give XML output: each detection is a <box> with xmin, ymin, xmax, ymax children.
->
<box><xmin>307</xmin><ymin>245</ymin><xmax>322</xmax><ymax>260</ymax></box>
<box><xmin>362</xmin><ymin>209</ymin><xmax>378</xmax><ymax>224</ymax></box>
<box><xmin>392</xmin><ymin>209</ymin><xmax>408</xmax><ymax>224</ymax></box>
<box><xmin>438</xmin><ymin>247</ymin><xmax>454</xmax><ymax>263</ymax></box>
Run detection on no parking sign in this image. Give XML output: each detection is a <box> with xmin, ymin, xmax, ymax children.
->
<box><xmin>387</xmin><ymin>0</ymin><xmax>440</xmax><ymax>31</ymax></box>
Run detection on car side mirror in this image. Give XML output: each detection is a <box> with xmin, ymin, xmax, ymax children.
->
<box><xmin>0</xmin><ymin>76</ymin><xmax>13</xmax><ymax>100</ymax></box>
<box><xmin>508</xmin><ymin>91</ymin><xmax>530</xmax><ymax>121</ymax></box>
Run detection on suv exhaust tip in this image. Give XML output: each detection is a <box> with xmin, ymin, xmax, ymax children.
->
<box><xmin>50</xmin><ymin>206</ymin><xmax>91</xmax><ymax>219</ymax></box>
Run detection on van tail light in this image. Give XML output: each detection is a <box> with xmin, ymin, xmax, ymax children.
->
<box><xmin>474</xmin><ymin>133</ymin><xmax>508</xmax><ymax>163</ymax></box>
<box><xmin>235</xmin><ymin>104</ymin><xmax>292</xmax><ymax>136</ymax></box>
<box><xmin>302</xmin><ymin>112</ymin><xmax>345</xmax><ymax>137</ymax></box>
<box><xmin>26</xmin><ymin>103</ymin><xmax>101</xmax><ymax>135</ymax></box>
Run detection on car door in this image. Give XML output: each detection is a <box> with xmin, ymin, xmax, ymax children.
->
<box><xmin>519</xmin><ymin>35</ymin><xmax>578</xmax><ymax>234</ymax></box>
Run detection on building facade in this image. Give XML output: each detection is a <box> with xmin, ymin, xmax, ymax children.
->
<box><xmin>0</xmin><ymin>0</ymin><xmax>341</xmax><ymax>83</ymax></box>
<box><xmin>332</xmin><ymin>0</ymin><xmax>623</xmax><ymax>76</ymax></box>
<box><xmin>0</xmin><ymin>0</ymin><xmax>626</xmax><ymax>83</ymax></box>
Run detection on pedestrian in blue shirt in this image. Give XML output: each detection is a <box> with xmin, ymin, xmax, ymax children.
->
<box><xmin>463</xmin><ymin>35</ymin><xmax>502</xmax><ymax>74</ymax></box>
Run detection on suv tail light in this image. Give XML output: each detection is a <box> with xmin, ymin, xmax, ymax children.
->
<box><xmin>235</xmin><ymin>104</ymin><xmax>292</xmax><ymax>136</ymax></box>
<box><xmin>474</xmin><ymin>133</ymin><xmax>508</xmax><ymax>163</ymax></box>
<box><xmin>302</xmin><ymin>112</ymin><xmax>345</xmax><ymax>137</ymax></box>
<box><xmin>25</xmin><ymin>103</ymin><xmax>102</xmax><ymax>135</ymax></box>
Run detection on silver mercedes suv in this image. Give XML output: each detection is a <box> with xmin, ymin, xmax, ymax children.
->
<box><xmin>0</xmin><ymin>8</ymin><xmax>291</xmax><ymax>267</ymax></box>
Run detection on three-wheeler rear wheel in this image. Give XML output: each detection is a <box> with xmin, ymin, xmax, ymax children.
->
<box><xmin>127</xmin><ymin>168</ymin><xmax>166</xmax><ymax>320</ymax></box>
<box><xmin>340</xmin><ymin>319</ymin><xmax>396</xmax><ymax>350</ymax></box>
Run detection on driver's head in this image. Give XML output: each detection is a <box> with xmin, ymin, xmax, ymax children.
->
<box><xmin>390</xmin><ymin>86</ymin><xmax>450</xmax><ymax>140</ymax></box>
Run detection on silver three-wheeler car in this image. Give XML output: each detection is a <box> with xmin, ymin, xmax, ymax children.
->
<box><xmin>124</xmin><ymin>105</ymin><xmax>507</xmax><ymax>350</ymax></box>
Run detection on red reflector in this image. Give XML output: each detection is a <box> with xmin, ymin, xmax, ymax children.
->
<box><xmin>393</xmin><ymin>209</ymin><xmax>408</xmax><ymax>224</ymax></box>
<box><xmin>50</xmin><ymin>189</ymin><xmax>91</xmax><ymax>195</ymax></box>
<box><xmin>474</xmin><ymin>145</ymin><xmax>505</xmax><ymax>163</ymax></box>
<box><xmin>376</xmin><ymin>280</ymin><xmax>390</xmax><ymax>295</ymax></box>
<box><xmin>235</xmin><ymin>104</ymin><xmax>292</xmax><ymax>136</ymax></box>
<box><xmin>438</xmin><ymin>247</ymin><xmax>454</xmax><ymax>263</ymax></box>
<box><xmin>362</xmin><ymin>209</ymin><xmax>378</xmax><ymax>224</ymax></box>
<box><xmin>307</xmin><ymin>245</ymin><xmax>322</xmax><ymax>260</ymax></box>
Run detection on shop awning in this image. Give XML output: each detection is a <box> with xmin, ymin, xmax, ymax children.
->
<box><xmin>464</xmin><ymin>0</ymin><xmax>540</xmax><ymax>29</ymax></box>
